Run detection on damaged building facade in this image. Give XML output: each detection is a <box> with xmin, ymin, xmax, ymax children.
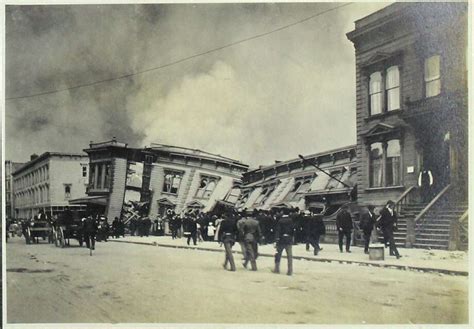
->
<box><xmin>71</xmin><ymin>139</ymin><xmax>248</xmax><ymax>223</ymax></box>
<box><xmin>237</xmin><ymin>146</ymin><xmax>357</xmax><ymax>214</ymax></box>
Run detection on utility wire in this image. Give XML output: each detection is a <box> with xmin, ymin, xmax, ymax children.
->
<box><xmin>6</xmin><ymin>2</ymin><xmax>351</xmax><ymax>101</ymax></box>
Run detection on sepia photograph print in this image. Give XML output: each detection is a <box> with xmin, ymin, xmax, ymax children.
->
<box><xmin>2</xmin><ymin>1</ymin><xmax>470</xmax><ymax>327</ymax></box>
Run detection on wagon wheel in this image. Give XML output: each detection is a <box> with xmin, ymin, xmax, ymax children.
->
<box><xmin>54</xmin><ymin>227</ymin><xmax>61</xmax><ymax>247</ymax></box>
<box><xmin>58</xmin><ymin>227</ymin><xmax>66</xmax><ymax>248</ymax></box>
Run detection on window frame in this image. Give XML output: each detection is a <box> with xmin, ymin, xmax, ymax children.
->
<box><xmin>368</xmin><ymin>139</ymin><xmax>402</xmax><ymax>188</ymax></box>
<box><xmin>195</xmin><ymin>175</ymin><xmax>220</xmax><ymax>199</ymax></box>
<box><xmin>366</xmin><ymin>62</ymin><xmax>402</xmax><ymax>117</ymax></box>
<box><xmin>424</xmin><ymin>55</ymin><xmax>441</xmax><ymax>98</ymax></box>
<box><xmin>162</xmin><ymin>170</ymin><xmax>184</xmax><ymax>195</ymax></box>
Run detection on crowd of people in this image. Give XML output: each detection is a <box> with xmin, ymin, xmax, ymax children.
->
<box><xmin>7</xmin><ymin>199</ymin><xmax>402</xmax><ymax>272</ymax></box>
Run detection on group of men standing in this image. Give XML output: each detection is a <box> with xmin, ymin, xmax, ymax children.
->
<box><xmin>336</xmin><ymin>201</ymin><xmax>401</xmax><ymax>259</ymax></box>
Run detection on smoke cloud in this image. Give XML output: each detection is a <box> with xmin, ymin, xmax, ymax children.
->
<box><xmin>5</xmin><ymin>3</ymin><xmax>388</xmax><ymax>167</ymax></box>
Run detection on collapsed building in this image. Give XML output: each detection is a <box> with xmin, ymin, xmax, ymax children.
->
<box><xmin>70</xmin><ymin>139</ymin><xmax>248</xmax><ymax>229</ymax></box>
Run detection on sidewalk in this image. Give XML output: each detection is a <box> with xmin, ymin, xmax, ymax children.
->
<box><xmin>109</xmin><ymin>235</ymin><xmax>468</xmax><ymax>276</ymax></box>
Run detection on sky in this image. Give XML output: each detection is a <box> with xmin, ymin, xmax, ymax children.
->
<box><xmin>5</xmin><ymin>2</ymin><xmax>389</xmax><ymax>168</ymax></box>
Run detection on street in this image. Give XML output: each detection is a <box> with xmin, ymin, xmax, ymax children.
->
<box><xmin>6</xmin><ymin>237</ymin><xmax>468</xmax><ymax>325</ymax></box>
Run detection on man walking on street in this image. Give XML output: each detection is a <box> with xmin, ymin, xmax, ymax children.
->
<box><xmin>306</xmin><ymin>211</ymin><xmax>325</xmax><ymax>255</ymax></box>
<box><xmin>378</xmin><ymin>200</ymin><xmax>401</xmax><ymax>259</ymax></box>
<box><xmin>359</xmin><ymin>205</ymin><xmax>376</xmax><ymax>254</ymax></box>
<box><xmin>240</xmin><ymin>212</ymin><xmax>261</xmax><ymax>271</ymax></box>
<box><xmin>273</xmin><ymin>208</ymin><xmax>295</xmax><ymax>275</ymax></box>
<box><xmin>82</xmin><ymin>215</ymin><xmax>98</xmax><ymax>250</ymax></box>
<box><xmin>218</xmin><ymin>213</ymin><xmax>238</xmax><ymax>271</ymax></box>
<box><xmin>336</xmin><ymin>205</ymin><xmax>353</xmax><ymax>253</ymax></box>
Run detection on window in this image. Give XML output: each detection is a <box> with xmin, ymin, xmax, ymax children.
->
<box><xmin>97</xmin><ymin>165</ymin><xmax>103</xmax><ymax>189</ymax></box>
<box><xmin>369</xmin><ymin>66</ymin><xmax>401</xmax><ymax>115</ymax></box>
<box><xmin>195</xmin><ymin>175</ymin><xmax>219</xmax><ymax>199</ymax></box>
<box><xmin>386</xmin><ymin>66</ymin><xmax>400</xmax><ymax>111</ymax></box>
<box><xmin>286</xmin><ymin>176</ymin><xmax>314</xmax><ymax>201</ymax></box>
<box><xmin>82</xmin><ymin>165</ymin><xmax>87</xmax><ymax>177</ymax></box>
<box><xmin>236</xmin><ymin>190</ymin><xmax>250</xmax><ymax>208</ymax></box>
<box><xmin>64</xmin><ymin>184</ymin><xmax>71</xmax><ymax>199</ymax></box>
<box><xmin>103</xmin><ymin>164</ymin><xmax>111</xmax><ymax>189</ymax></box>
<box><xmin>369</xmin><ymin>72</ymin><xmax>383</xmax><ymax>115</ymax></box>
<box><xmin>326</xmin><ymin>171</ymin><xmax>345</xmax><ymax>190</ymax></box>
<box><xmin>425</xmin><ymin>55</ymin><xmax>440</xmax><ymax>98</ymax></box>
<box><xmin>369</xmin><ymin>139</ymin><xmax>401</xmax><ymax>188</ymax></box>
<box><xmin>254</xmin><ymin>185</ymin><xmax>276</xmax><ymax>206</ymax></box>
<box><xmin>386</xmin><ymin>140</ymin><xmax>401</xmax><ymax>186</ymax></box>
<box><xmin>225</xmin><ymin>188</ymin><xmax>241</xmax><ymax>204</ymax></box>
<box><xmin>89</xmin><ymin>164</ymin><xmax>96</xmax><ymax>188</ymax></box>
<box><xmin>162</xmin><ymin>171</ymin><xmax>183</xmax><ymax>194</ymax></box>
<box><xmin>369</xmin><ymin>143</ymin><xmax>384</xmax><ymax>187</ymax></box>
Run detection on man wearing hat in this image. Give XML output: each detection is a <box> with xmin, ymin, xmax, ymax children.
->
<box><xmin>240</xmin><ymin>211</ymin><xmax>261</xmax><ymax>271</ymax></box>
<box><xmin>359</xmin><ymin>205</ymin><xmax>376</xmax><ymax>254</ymax></box>
<box><xmin>336</xmin><ymin>204</ymin><xmax>353</xmax><ymax>253</ymax></box>
<box><xmin>218</xmin><ymin>213</ymin><xmax>238</xmax><ymax>271</ymax></box>
<box><xmin>273</xmin><ymin>208</ymin><xmax>296</xmax><ymax>275</ymax></box>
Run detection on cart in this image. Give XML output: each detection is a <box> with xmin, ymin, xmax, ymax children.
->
<box><xmin>54</xmin><ymin>219</ymin><xmax>84</xmax><ymax>248</ymax></box>
<box><xmin>25</xmin><ymin>220</ymin><xmax>53</xmax><ymax>244</ymax></box>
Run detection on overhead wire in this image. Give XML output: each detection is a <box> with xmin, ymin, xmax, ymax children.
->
<box><xmin>5</xmin><ymin>2</ymin><xmax>352</xmax><ymax>101</ymax></box>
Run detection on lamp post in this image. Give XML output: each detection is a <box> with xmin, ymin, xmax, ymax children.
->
<box><xmin>298</xmin><ymin>154</ymin><xmax>351</xmax><ymax>188</ymax></box>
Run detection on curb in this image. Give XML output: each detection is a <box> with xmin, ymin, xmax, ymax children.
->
<box><xmin>109</xmin><ymin>239</ymin><xmax>468</xmax><ymax>277</ymax></box>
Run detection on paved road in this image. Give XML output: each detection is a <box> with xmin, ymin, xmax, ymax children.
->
<box><xmin>6</xmin><ymin>237</ymin><xmax>468</xmax><ymax>325</ymax></box>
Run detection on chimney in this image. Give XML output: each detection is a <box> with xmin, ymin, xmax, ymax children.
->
<box><xmin>30</xmin><ymin>154</ymin><xmax>38</xmax><ymax>161</ymax></box>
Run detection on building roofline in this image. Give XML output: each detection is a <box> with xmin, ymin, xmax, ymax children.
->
<box><xmin>246</xmin><ymin>144</ymin><xmax>357</xmax><ymax>174</ymax></box>
<box><xmin>13</xmin><ymin>152</ymin><xmax>88</xmax><ymax>176</ymax></box>
<box><xmin>147</xmin><ymin>143</ymin><xmax>248</xmax><ymax>168</ymax></box>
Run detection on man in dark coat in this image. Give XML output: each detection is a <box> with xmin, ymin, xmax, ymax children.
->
<box><xmin>112</xmin><ymin>217</ymin><xmax>120</xmax><ymax>238</ymax></box>
<box><xmin>336</xmin><ymin>205</ymin><xmax>353</xmax><ymax>253</ymax></box>
<box><xmin>186</xmin><ymin>216</ymin><xmax>197</xmax><ymax>245</ymax></box>
<box><xmin>62</xmin><ymin>207</ymin><xmax>74</xmax><ymax>227</ymax></box>
<box><xmin>377</xmin><ymin>200</ymin><xmax>401</xmax><ymax>259</ymax></box>
<box><xmin>143</xmin><ymin>217</ymin><xmax>152</xmax><ymax>237</ymax></box>
<box><xmin>240</xmin><ymin>213</ymin><xmax>262</xmax><ymax>271</ymax></box>
<box><xmin>218</xmin><ymin>213</ymin><xmax>238</xmax><ymax>271</ymax></box>
<box><xmin>359</xmin><ymin>205</ymin><xmax>376</xmax><ymax>254</ymax></box>
<box><xmin>82</xmin><ymin>215</ymin><xmax>98</xmax><ymax>250</ymax></box>
<box><xmin>306</xmin><ymin>212</ymin><xmax>325</xmax><ymax>255</ymax></box>
<box><xmin>273</xmin><ymin>208</ymin><xmax>296</xmax><ymax>275</ymax></box>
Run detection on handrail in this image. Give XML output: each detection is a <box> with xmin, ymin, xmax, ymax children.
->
<box><xmin>414</xmin><ymin>184</ymin><xmax>451</xmax><ymax>223</ymax></box>
<box><xmin>394</xmin><ymin>186</ymin><xmax>417</xmax><ymax>213</ymax></box>
<box><xmin>395</xmin><ymin>186</ymin><xmax>417</xmax><ymax>205</ymax></box>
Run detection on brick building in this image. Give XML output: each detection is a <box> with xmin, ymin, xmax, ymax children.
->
<box><xmin>347</xmin><ymin>3</ymin><xmax>468</xmax><ymax>249</ymax></box>
<box><xmin>12</xmin><ymin>153</ymin><xmax>88</xmax><ymax>219</ymax></box>
<box><xmin>72</xmin><ymin>139</ymin><xmax>248</xmax><ymax>223</ymax></box>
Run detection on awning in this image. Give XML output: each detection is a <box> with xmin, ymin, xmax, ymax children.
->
<box><xmin>68</xmin><ymin>196</ymin><xmax>108</xmax><ymax>206</ymax></box>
